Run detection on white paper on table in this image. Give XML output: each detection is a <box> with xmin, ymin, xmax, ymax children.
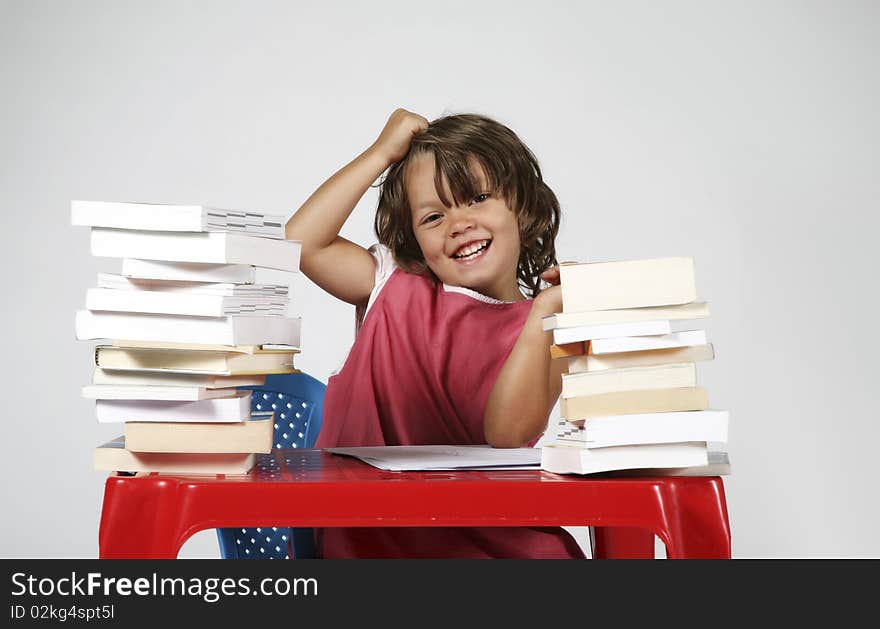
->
<box><xmin>324</xmin><ymin>445</ymin><xmax>541</xmax><ymax>471</ymax></box>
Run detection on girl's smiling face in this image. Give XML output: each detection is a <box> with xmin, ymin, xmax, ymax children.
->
<box><xmin>407</xmin><ymin>153</ymin><xmax>524</xmax><ymax>302</ymax></box>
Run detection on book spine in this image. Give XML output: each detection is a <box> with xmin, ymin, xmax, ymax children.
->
<box><xmin>560</xmin><ymin>387</ymin><xmax>709</xmax><ymax>420</ymax></box>
<box><xmin>560</xmin><ymin>257</ymin><xmax>696</xmax><ymax>312</ymax></box>
<box><xmin>544</xmin><ymin>302</ymin><xmax>710</xmax><ymax>331</ymax></box>
<box><xmin>552</xmin><ymin>320</ymin><xmax>671</xmax><ymax>345</ymax></box>
<box><xmin>561</xmin><ymin>363</ymin><xmax>697</xmax><ymax>398</ymax></box>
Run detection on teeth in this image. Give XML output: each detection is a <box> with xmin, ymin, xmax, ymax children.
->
<box><xmin>454</xmin><ymin>240</ymin><xmax>489</xmax><ymax>258</ymax></box>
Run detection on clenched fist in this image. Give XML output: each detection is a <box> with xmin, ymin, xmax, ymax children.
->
<box><xmin>369</xmin><ymin>108</ymin><xmax>430</xmax><ymax>166</ymax></box>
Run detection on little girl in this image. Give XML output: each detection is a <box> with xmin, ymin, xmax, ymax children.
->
<box><xmin>287</xmin><ymin>109</ymin><xmax>584</xmax><ymax>559</ymax></box>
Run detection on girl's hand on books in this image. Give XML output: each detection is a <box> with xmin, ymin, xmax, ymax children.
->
<box><xmin>533</xmin><ymin>265</ymin><xmax>563</xmax><ymax>316</ymax></box>
<box><xmin>370</xmin><ymin>108</ymin><xmax>430</xmax><ymax>166</ymax></box>
<box><xmin>540</xmin><ymin>265</ymin><xmax>561</xmax><ymax>286</ymax></box>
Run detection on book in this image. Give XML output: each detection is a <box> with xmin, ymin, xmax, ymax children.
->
<box><xmin>94</xmin><ymin>391</ymin><xmax>252</xmax><ymax>423</ymax></box>
<box><xmin>95</xmin><ymin>345</ymin><xmax>296</xmax><ymax>375</ymax></box>
<box><xmin>559</xmin><ymin>257</ymin><xmax>697</xmax><ymax>312</ymax></box>
<box><xmin>75</xmin><ymin>310</ymin><xmax>302</xmax><ymax>346</ymax></box>
<box><xmin>543</xmin><ymin>302</ymin><xmax>709</xmax><ymax>331</ymax></box>
<box><xmin>605</xmin><ymin>450</ymin><xmax>730</xmax><ymax>477</ymax></box>
<box><xmin>93</xmin><ymin>367</ymin><xmax>266</xmax><ymax>388</ymax></box>
<box><xmin>590</xmin><ymin>330</ymin><xmax>707</xmax><ymax>354</ymax></box>
<box><xmin>550</xmin><ymin>342</ymin><xmax>589</xmax><ymax>359</ymax></box>
<box><xmin>541</xmin><ymin>442</ymin><xmax>710</xmax><ymax>475</ymax></box>
<box><xmin>567</xmin><ymin>344</ymin><xmax>715</xmax><ymax>373</ymax></box>
<box><xmin>124</xmin><ymin>413</ymin><xmax>274</xmax><ymax>453</ymax></box>
<box><xmin>561</xmin><ymin>386</ymin><xmax>709</xmax><ymax>420</ymax></box>
<box><xmin>71</xmin><ymin>200</ymin><xmax>285</xmax><ymax>239</ymax></box>
<box><xmin>552</xmin><ymin>319</ymin><xmax>671</xmax><ymax>345</ymax></box>
<box><xmin>90</xmin><ymin>227</ymin><xmax>301</xmax><ymax>272</ymax></box>
<box><xmin>561</xmin><ymin>363</ymin><xmax>697</xmax><ymax>399</ymax></box>
<box><xmin>325</xmin><ymin>445</ymin><xmax>542</xmax><ymax>471</ymax></box>
<box><xmin>551</xmin><ymin>410</ymin><xmax>729</xmax><ymax>448</ymax></box>
<box><xmin>110</xmin><ymin>340</ymin><xmax>269</xmax><ymax>353</ymax></box>
<box><xmin>93</xmin><ymin>436</ymin><xmax>257</xmax><ymax>474</ymax></box>
<box><xmin>83</xmin><ymin>384</ymin><xmax>240</xmax><ymax>401</ymax></box>
<box><xmin>98</xmin><ymin>273</ymin><xmax>289</xmax><ymax>297</ymax></box>
<box><xmin>121</xmin><ymin>259</ymin><xmax>297</xmax><ymax>286</ymax></box>
<box><xmin>85</xmin><ymin>287</ymin><xmax>288</xmax><ymax>317</ymax></box>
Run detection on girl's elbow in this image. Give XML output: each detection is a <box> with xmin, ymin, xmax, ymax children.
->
<box><xmin>486</xmin><ymin>433</ymin><xmax>525</xmax><ymax>449</ymax></box>
<box><xmin>484</xmin><ymin>419</ymin><xmax>540</xmax><ymax>449</ymax></box>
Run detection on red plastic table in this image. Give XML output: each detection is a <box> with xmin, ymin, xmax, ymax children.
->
<box><xmin>98</xmin><ymin>449</ymin><xmax>731</xmax><ymax>559</ymax></box>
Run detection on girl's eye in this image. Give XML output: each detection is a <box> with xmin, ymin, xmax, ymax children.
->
<box><xmin>469</xmin><ymin>193</ymin><xmax>490</xmax><ymax>206</ymax></box>
<box><xmin>422</xmin><ymin>213</ymin><xmax>442</xmax><ymax>225</ymax></box>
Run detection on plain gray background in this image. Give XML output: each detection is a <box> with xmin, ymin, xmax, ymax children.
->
<box><xmin>1</xmin><ymin>0</ymin><xmax>877</xmax><ymax>558</ymax></box>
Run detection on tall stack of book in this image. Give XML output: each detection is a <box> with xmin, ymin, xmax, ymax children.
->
<box><xmin>541</xmin><ymin>257</ymin><xmax>730</xmax><ymax>476</ymax></box>
<box><xmin>72</xmin><ymin>201</ymin><xmax>303</xmax><ymax>475</ymax></box>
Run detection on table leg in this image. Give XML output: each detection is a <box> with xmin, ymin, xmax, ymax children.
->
<box><xmin>591</xmin><ymin>526</ymin><xmax>656</xmax><ymax>559</ymax></box>
<box><xmin>98</xmin><ymin>477</ymin><xmax>186</xmax><ymax>559</ymax></box>
<box><xmin>661</xmin><ymin>478</ymin><xmax>731</xmax><ymax>559</ymax></box>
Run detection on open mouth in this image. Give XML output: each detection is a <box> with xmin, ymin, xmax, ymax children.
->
<box><xmin>451</xmin><ymin>239</ymin><xmax>492</xmax><ymax>263</ymax></box>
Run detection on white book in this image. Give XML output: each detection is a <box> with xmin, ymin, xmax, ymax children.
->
<box><xmin>552</xmin><ymin>320</ymin><xmax>671</xmax><ymax>345</ymax></box>
<box><xmin>543</xmin><ymin>302</ymin><xmax>709</xmax><ymax>331</ymax></box>
<box><xmin>71</xmin><ymin>200</ymin><xmax>285</xmax><ymax>239</ymax></box>
<box><xmin>540</xmin><ymin>442</ymin><xmax>709</xmax><ymax>475</ymax></box>
<box><xmin>97</xmin><ymin>273</ymin><xmax>289</xmax><ymax>297</ymax></box>
<box><xmin>83</xmin><ymin>384</ymin><xmax>240</xmax><ymax>401</ymax></box>
<box><xmin>552</xmin><ymin>410</ymin><xmax>729</xmax><ymax>448</ymax></box>
<box><xmin>75</xmin><ymin>310</ymin><xmax>301</xmax><ymax>347</ymax></box>
<box><xmin>86</xmin><ymin>287</ymin><xmax>288</xmax><ymax>317</ymax></box>
<box><xmin>590</xmin><ymin>330</ymin><xmax>708</xmax><ymax>355</ymax></box>
<box><xmin>93</xmin><ymin>367</ymin><xmax>265</xmax><ymax>389</ymax></box>
<box><xmin>91</xmin><ymin>228</ymin><xmax>301</xmax><ymax>272</ymax></box>
<box><xmin>121</xmin><ymin>259</ymin><xmax>297</xmax><ymax>285</ymax></box>
<box><xmin>95</xmin><ymin>391</ymin><xmax>252</xmax><ymax>423</ymax></box>
<box><xmin>561</xmin><ymin>363</ymin><xmax>697</xmax><ymax>399</ymax></box>
<box><xmin>559</xmin><ymin>257</ymin><xmax>697</xmax><ymax>312</ymax></box>
<box><xmin>606</xmin><ymin>450</ymin><xmax>730</xmax><ymax>477</ymax></box>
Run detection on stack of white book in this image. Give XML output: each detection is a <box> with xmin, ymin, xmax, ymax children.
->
<box><xmin>540</xmin><ymin>257</ymin><xmax>730</xmax><ymax>476</ymax></box>
<box><xmin>73</xmin><ymin>201</ymin><xmax>303</xmax><ymax>475</ymax></box>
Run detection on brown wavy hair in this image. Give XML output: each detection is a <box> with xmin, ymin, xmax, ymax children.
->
<box><xmin>374</xmin><ymin>113</ymin><xmax>560</xmax><ymax>298</ymax></box>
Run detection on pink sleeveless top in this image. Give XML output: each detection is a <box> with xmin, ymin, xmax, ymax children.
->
<box><xmin>315</xmin><ymin>256</ymin><xmax>585</xmax><ymax>559</ymax></box>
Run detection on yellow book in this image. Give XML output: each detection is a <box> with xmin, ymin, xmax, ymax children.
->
<box><xmin>560</xmin><ymin>387</ymin><xmax>709</xmax><ymax>420</ymax></box>
<box><xmin>96</xmin><ymin>344</ymin><xmax>298</xmax><ymax>374</ymax></box>
<box><xmin>561</xmin><ymin>363</ymin><xmax>697</xmax><ymax>398</ymax></box>
<box><xmin>567</xmin><ymin>344</ymin><xmax>715</xmax><ymax>373</ymax></box>
<box><xmin>124</xmin><ymin>413</ymin><xmax>274</xmax><ymax>454</ymax></box>
<box><xmin>559</xmin><ymin>257</ymin><xmax>697</xmax><ymax>312</ymax></box>
<box><xmin>93</xmin><ymin>437</ymin><xmax>257</xmax><ymax>474</ymax></box>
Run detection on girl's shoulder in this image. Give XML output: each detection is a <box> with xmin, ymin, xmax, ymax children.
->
<box><xmin>361</xmin><ymin>243</ymin><xmax>398</xmax><ymax>316</ymax></box>
<box><xmin>357</xmin><ymin>243</ymin><xmax>405</xmax><ymax>328</ymax></box>
<box><xmin>368</xmin><ymin>243</ymin><xmax>397</xmax><ymax>289</ymax></box>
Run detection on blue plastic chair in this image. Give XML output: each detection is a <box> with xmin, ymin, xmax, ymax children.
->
<box><xmin>216</xmin><ymin>372</ymin><xmax>325</xmax><ymax>559</ymax></box>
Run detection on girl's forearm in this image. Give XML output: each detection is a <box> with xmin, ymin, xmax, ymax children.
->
<box><xmin>484</xmin><ymin>308</ymin><xmax>556</xmax><ymax>448</ymax></box>
<box><xmin>285</xmin><ymin>145</ymin><xmax>390</xmax><ymax>254</ymax></box>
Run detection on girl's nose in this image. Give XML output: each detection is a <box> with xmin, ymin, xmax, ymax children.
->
<box><xmin>448</xmin><ymin>208</ymin><xmax>476</xmax><ymax>238</ymax></box>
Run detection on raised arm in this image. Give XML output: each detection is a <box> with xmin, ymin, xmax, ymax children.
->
<box><xmin>483</xmin><ymin>268</ymin><xmax>566</xmax><ymax>448</ymax></box>
<box><xmin>286</xmin><ymin>109</ymin><xmax>429</xmax><ymax>306</ymax></box>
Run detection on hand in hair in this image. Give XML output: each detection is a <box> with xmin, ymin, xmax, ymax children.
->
<box><xmin>370</xmin><ymin>108</ymin><xmax>429</xmax><ymax>165</ymax></box>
